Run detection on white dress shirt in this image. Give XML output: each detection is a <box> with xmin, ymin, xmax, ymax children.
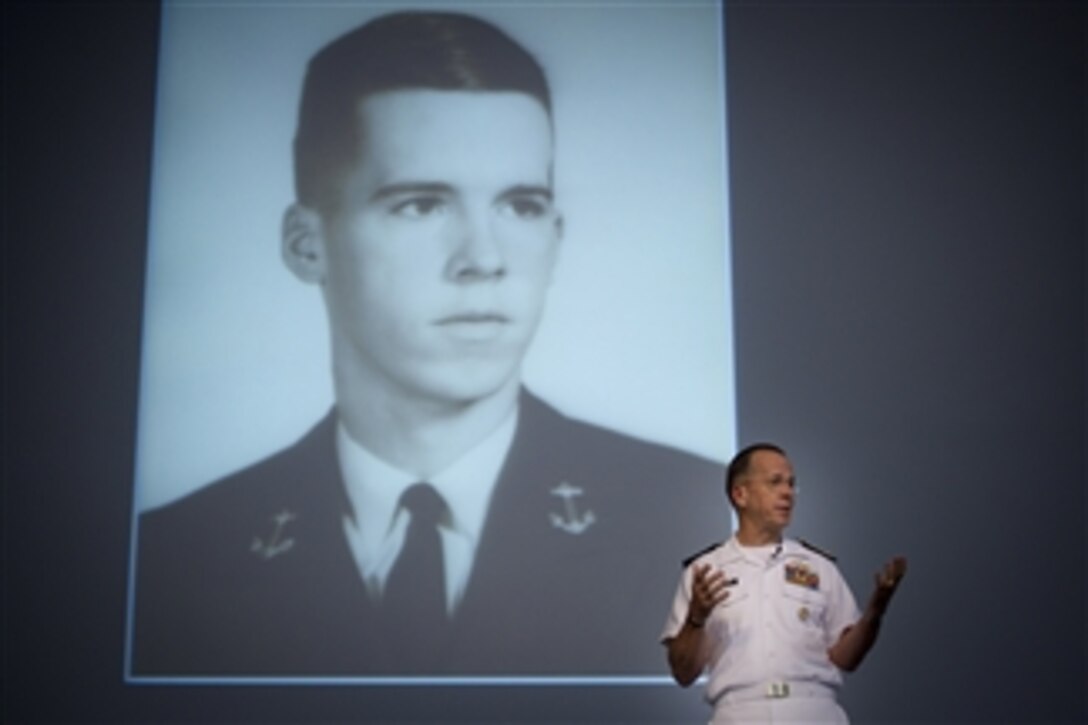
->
<box><xmin>337</xmin><ymin>409</ymin><xmax>518</xmax><ymax>616</ymax></box>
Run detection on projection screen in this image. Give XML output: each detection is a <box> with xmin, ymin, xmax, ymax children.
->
<box><xmin>126</xmin><ymin>0</ymin><xmax>734</xmax><ymax>683</ymax></box>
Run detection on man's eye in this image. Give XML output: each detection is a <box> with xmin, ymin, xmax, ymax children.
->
<box><xmin>391</xmin><ymin>197</ymin><xmax>446</xmax><ymax>218</ymax></box>
<box><xmin>499</xmin><ymin>197</ymin><xmax>549</xmax><ymax>220</ymax></box>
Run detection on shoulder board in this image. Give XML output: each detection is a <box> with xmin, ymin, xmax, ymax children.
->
<box><xmin>682</xmin><ymin>542</ymin><xmax>723</xmax><ymax>568</ymax></box>
<box><xmin>799</xmin><ymin>538</ymin><xmax>837</xmax><ymax>562</ymax></box>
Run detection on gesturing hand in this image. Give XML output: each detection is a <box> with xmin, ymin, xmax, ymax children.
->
<box><xmin>869</xmin><ymin>556</ymin><xmax>907</xmax><ymax>615</ymax></box>
<box><xmin>688</xmin><ymin>563</ymin><xmax>732</xmax><ymax>626</ymax></box>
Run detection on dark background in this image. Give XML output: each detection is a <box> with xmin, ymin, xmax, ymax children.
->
<box><xmin>4</xmin><ymin>1</ymin><xmax>1084</xmax><ymax>723</ymax></box>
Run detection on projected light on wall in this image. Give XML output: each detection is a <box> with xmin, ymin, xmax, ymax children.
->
<box><xmin>126</xmin><ymin>0</ymin><xmax>734</xmax><ymax>684</ymax></box>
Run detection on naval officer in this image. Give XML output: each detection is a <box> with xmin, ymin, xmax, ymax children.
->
<box><xmin>661</xmin><ymin>443</ymin><xmax>907</xmax><ymax>723</ymax></box>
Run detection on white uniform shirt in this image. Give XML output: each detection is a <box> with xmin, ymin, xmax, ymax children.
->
<box><xmin>662</xmin><ymin>536</ymin><xmax>859</xmax><ymax>706</ymax></box>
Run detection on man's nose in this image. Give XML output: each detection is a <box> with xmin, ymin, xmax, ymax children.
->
<box><xmin>445</xmin><ymin>207</ymin><xmax>506</xmax><ymax>281</ymax></box>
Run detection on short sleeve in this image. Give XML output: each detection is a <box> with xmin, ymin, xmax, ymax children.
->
<box><xmin>660</xmin><ymin>564</ymin><xmax>695</xmax><ymax>643</ymax></box>
<box><xmin>822</xmin><ymin>562</ymin><xmax>860</xmax><ymax>643</ymax></box>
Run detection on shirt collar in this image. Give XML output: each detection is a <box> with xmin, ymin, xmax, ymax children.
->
<box><xmin>336</xmin><ymin>406</ymin><xmax>519</xmax><ymax>608</ymax></box>
<box><xmin>726</xmin><ymin>534</ymin><xmax>787</xmax><ymax>567</ymax></box>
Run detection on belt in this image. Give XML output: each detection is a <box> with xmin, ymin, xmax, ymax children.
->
<box><xmin>714</xmin><ymin>681</ymin><xmax>836</xmax><ymax>706</ymax></box>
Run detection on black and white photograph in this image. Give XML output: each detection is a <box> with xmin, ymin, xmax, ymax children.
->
<box><xmin>126</xmin><ymin>0</ymin><xmax>734</xmax><ymax>681</ymax></box>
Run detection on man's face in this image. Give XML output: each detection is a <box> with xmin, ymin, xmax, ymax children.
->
<box><xmin>735</xmin><ymin>450</ymin><xmax>796</xmax><ymax>536</ymax></box>
<box><xmin>313</xmin><ymin>89</ymin><xmax>561</xmax><ymax>408</ymax></box>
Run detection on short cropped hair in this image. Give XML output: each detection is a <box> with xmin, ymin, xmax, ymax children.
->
<box><xmin>293</xmin><ymin>11</ymin><xmax>553</xmax><ymax>212</ymax></box>
<box><xmin>725</xmin><ymin>442</ymin><xmax>787</xmax><ymax>506</ymax></box>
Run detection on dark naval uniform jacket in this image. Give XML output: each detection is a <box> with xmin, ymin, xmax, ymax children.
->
<box><xmin>131</xmin><ymin>389</ymin><xmax>725</xmax><ymax>677</ymax></box>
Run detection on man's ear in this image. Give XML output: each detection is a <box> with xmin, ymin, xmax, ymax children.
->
<box><xmin>281</xmin><ymin>203</ymin><xmax>327</xmax><ymax>283</ymax></box>
<box><xmin>545</xmin><ymin>212</ymin><xmax>564</xmax><ymax>280</ymax></box>
<box><xmin>731</xmin><ymin>482</ymin><xmax>748</xmax><ymax>510</ymax></box>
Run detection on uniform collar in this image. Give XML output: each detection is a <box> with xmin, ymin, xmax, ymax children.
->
<box><xmin>726</xmin><ymin>535</ymin><xmax>803</xmax><ymax>567</ymax></box>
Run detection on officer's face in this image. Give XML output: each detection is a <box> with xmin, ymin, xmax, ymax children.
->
<box><xmin>313</xmin><ymin>89</ymin><xmax>561</xmax><ymax>407</ymax></box>
<box><xmin>736</xmin><ymin>450</ymin><xmax>795</xmax><ymax>535</ymax></box>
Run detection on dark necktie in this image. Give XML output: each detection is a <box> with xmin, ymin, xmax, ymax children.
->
<box><xmin>383</xmin><ymin>482</ymin><xmax>449</xmax><ymax>624</ymax></box>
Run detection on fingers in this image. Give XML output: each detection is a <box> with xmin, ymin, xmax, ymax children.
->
<box><xmin>691</xmin><ymin>564</ymin><xmax>731</xmax><ymax>618</ymax></box>
<box><xmin>694</xmin><ymin>563</ymin><xmax>728</xmax><ymax>593</ymax></box>
<box><xmin>703</xmin><ymin>575</ymin><xmax>731</xmax><ymax>606</ymax></box>
<box><xmin>875</xmin><ymin>556</ymin><xmax>907</xmax><ymax>589</ymax></box>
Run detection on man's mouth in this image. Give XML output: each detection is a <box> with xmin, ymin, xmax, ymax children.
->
<box><xmin>436</xmin><ymin>312</ymin><xmax>509</xmax><ymax>325</ymax></box>
<box><xmin>435</xmin><ymin>312</ymin><xmax>510</xmax><ymax>341</ymax></box>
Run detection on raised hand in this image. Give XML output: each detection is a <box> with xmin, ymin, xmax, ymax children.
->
<box><xmin>869</xmin><ymin>556</ymin><xmax>907</xmax><ymax>614</ymax></box>
<box><xmin>688</xmin><ymin>563</ymin><xmax>733</xmax><ymax>626</ymax></box>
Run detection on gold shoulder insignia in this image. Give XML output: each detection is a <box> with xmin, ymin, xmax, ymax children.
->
<box><xmin>682</xmin><ymin>542</ymin><xmax>723</xmax><ymax>568</ymax></box>
<box><xmin>799</xmin><ymin>538</ymin><xmax>837</xmax><ymax>562</ymax></box>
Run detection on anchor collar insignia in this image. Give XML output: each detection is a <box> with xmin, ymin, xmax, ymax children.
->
<box><xmin>249</xmin><ymin>479</ymin><xmax>597</xmax><ymax>563</ymax></box>
<box><xmin>549</xmin><ymin>481</ymin><xmax>596</xmax><ymax>535</ymax></box>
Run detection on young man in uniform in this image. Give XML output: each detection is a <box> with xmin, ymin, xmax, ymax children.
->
<box><xmin>132</xmin><ymin>10</ymin><xmax>723</xmax><ymax>677</ymax></box>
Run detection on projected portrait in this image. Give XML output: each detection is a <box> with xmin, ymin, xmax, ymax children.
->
<box><xmin>128</xmin><ymin>2</ymin><xmax>732</xmax><ymax>680</ymax></box>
